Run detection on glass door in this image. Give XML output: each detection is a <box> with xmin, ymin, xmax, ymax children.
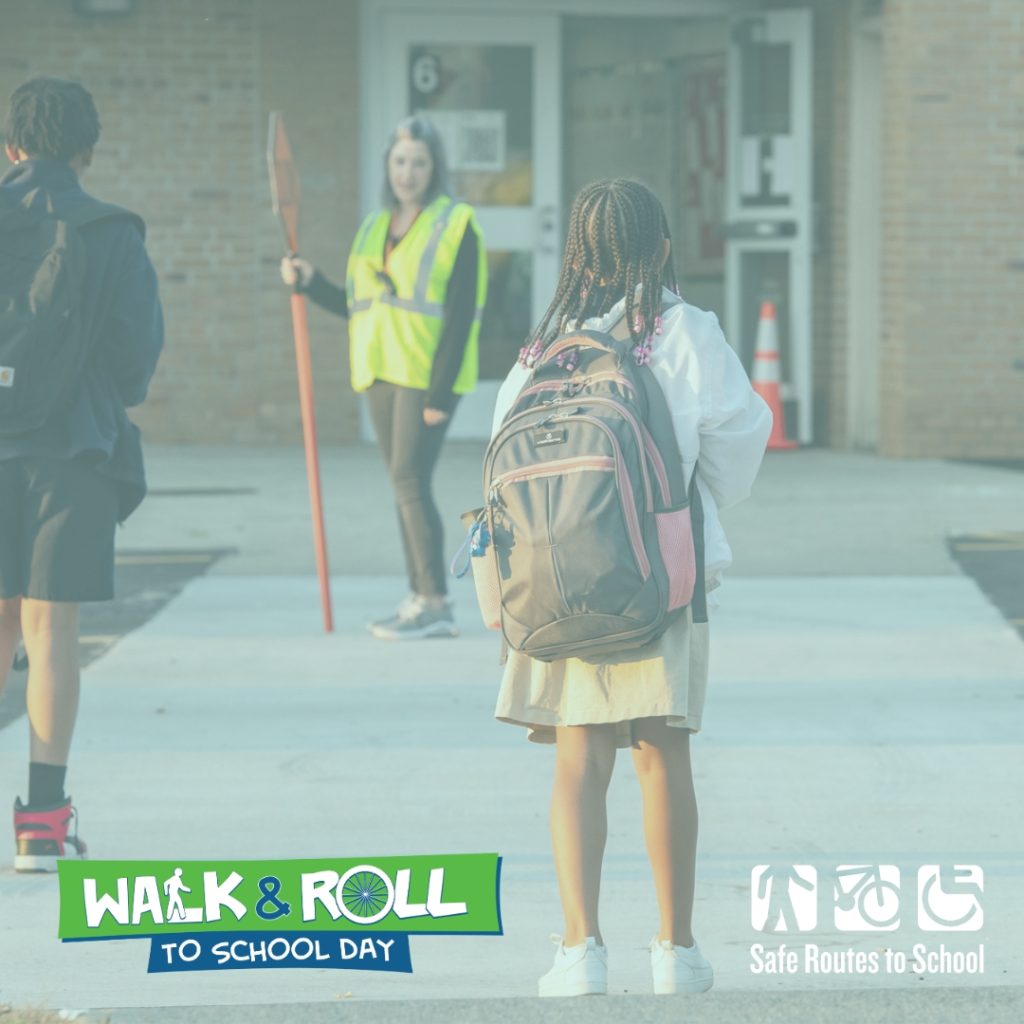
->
<box><xmin>725</xmin><ymin>9</ymin><xmax>813</xmax><ymax>443</ymax></box>
<box><xmin>377</xmin><ymin>11</ymin><xmax>562</xmax><ymax>439</ymax></box>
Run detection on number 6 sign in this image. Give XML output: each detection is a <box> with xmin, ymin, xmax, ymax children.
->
<box><xmin>411</xmin><ymin>53</ymin><xmax>440</xmax><ymax>95</ymax></box>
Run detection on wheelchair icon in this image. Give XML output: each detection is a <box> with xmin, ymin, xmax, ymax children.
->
<box><xmin>919</xmin><ymin>865</ymin><xmax>983</xmax><ymax>930</ymax></box>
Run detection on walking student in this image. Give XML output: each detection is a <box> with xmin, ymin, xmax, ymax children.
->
<box><xmin>281</xmin><ymin>115</ymin><xmax>487</xmax><ymax>640</ymax></box>
<box><xmin>0</xmin><ymin>77</ymin><xmax>164</xmax><ymax>871</ymax></box>
<box><xmin>488</xmin><ymin>179</ymin><xmax>771</xmax><ymax>996</ymax></box>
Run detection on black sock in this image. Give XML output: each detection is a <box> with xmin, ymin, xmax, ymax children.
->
<box><xmin>28</xmin><ymin>763</ymin><xmax>67</xmax><ymax>807</ymax></box>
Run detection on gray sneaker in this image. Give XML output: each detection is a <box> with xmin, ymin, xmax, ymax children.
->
<box><xmin>369</xmin><ymin>596</ymin><xmax>458</xmax><ymax>640</ymax></box>
<box><xmin>369</xmin><ymin>593</ymin><xmax>419</xmax><ymax>630</ymax></box>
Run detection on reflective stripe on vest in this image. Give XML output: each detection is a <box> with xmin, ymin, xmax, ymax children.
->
<box><xmin>345</xmin><ymin>196</ymin><xmax>486</xmax><ymax>394</ymax></box>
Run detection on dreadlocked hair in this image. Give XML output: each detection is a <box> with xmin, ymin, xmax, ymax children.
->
<box><xmin>5</xmin><ymin>77</ymin><xmax>100</xmax><ymax>163</ymax></box>
<box><xmin>531</xmin><ymin>178</ymin><xmax>679</xmax><ymax>355</ymax></box>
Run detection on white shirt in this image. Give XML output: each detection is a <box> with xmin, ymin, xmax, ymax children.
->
<box><xmin>491</xmin><ymin>289</ymin><xmax>772</xmax><ymax>587</ymax></box>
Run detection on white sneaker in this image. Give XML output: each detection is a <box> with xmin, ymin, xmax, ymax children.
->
<box><xmin>649</xmin><ymin>936</ymin><xmax>713</xmax><ymax>994</ymax></box>
<box><xmin>538</xmin><ymin>934</ymin><xmax>607</xmax><ymax>997</ymax></box>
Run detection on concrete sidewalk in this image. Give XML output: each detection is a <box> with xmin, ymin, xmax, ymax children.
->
<box><xmin>1</xmin><ymin>446</ymin><xmax>1023</xmax><ymax>1020</ymax></box>
<box><xmin>115</xmin><ymin>443</ymin><xmax>1024</xmax><ymax>577</ymax></box>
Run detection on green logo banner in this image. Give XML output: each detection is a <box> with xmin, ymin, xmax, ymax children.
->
<box><xmin>58</xmin><ymin>854</ymin><xmax>502</xmax><ymax>940</ymax></box>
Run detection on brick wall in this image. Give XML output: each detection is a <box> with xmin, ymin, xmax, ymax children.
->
<box><xmin>5</xmin><ymin>1</ymin><xmax>1021</xmax><ymax>456</ymax></box>
<box><xmin>1</xmin><ymin>0</ymin><xmax>361</xmax><ymax>444</ymax></box>
<box><xmin>880</xmin><ymin>0</ymin><xmax>1024</xmax><ymax>457</ymax></box>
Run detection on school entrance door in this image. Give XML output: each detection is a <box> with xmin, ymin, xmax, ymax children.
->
<box><xmin>362</xmin><ymin>4</ymin><xmax>814</xmax><ymax>443</ymax></box>
<box><xmin>363</xmin><ymin>10</ymin><xmax>562</xmax><ymax>440</ymax></box>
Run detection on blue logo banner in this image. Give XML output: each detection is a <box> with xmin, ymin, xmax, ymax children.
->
<box><xmin>146</xmin><ymin>931</ymin><xmax>412</xmax><ymax>973</ymax></box>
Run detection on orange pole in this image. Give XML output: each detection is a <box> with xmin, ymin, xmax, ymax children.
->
<box><xmin>289</xmin><ymin>288</ymin><xmax>334</xmax><ymax>632</ymax></box>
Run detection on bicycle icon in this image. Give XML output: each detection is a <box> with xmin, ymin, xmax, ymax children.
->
<box><xmin>833</xmin><ymin>864</ymin><xmax>901</xmax><ymax>930</ymax></box>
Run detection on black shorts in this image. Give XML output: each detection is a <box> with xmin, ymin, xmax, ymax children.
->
<box><xmin>0</xmin><ymin>456</ymin><xmax>118</xmax><ymax>602</ymax></box>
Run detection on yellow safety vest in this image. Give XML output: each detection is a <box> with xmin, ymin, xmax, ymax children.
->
<box><xmin>345</xmin><ymin>195</ymin><xmax>487</xmax><ymax>395</ymax></box>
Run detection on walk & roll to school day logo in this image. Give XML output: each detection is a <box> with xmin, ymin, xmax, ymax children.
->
<box><xmin>57</xmin><ymin>854</ymin><xmax>502</xmax><ymax>974</ymax></box>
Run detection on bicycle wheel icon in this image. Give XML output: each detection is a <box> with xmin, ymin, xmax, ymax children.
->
<box><xmin>337</xmin><ymin>864</ymin><xmax>395</xmax><ymax>925</ymax></box>
<box><xmin>855</xmin><ymin>878</ymin><xmax>900</xmax><ymax>928</ymax></box>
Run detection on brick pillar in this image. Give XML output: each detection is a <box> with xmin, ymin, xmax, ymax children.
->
<box><xmin>880</xmin><ymin>0</ymin><xmax>1024</xmax><ymax>457</ymax></box>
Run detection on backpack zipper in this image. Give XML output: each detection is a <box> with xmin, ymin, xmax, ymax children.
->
<box><xmin>570</xmin><ymin>396</ymin><xmax>671</xmax><ymax>507</ymax></box>
<box><xmin>547</xmin><ymin>414</ymin><xmax>651</xmax><ymax>578</ymax></box>
<box><xmin>489</xmin><ymin>396</ymin><xmax>667</xmax><ymax>512</ymax></box>
<box><xmin>491</xmin><ymin>425</ymin><xmax>650</xmax><ymax>580</ymax></box>
<box><xmin>518</xmin><ymin>371</ymin><xmax>636</xmax><ymax>401</ymax></box>
<box><xmin>499</xmin><ymin>387</ymin><xmax>675</xmax><ymax>507</ymax></box>
<box><xmin>639</xmin><ymin>421</ymin><xmax>673</xmax><ymax>507</ymax></box>
<box><xmin>493</xmin><ymin>455</ymin><xmax>616</xmax><ymax>487</ymax></box>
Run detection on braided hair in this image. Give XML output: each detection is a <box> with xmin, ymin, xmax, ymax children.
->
<box><xmin>531</xmin><ymin>178</ymin><xmax>679</xmax><ymax>353</ymax></box>
<box><xmin>5</xmin><ymin>77</ymin><xmax>100</xmax><ymax>163</ymax></box>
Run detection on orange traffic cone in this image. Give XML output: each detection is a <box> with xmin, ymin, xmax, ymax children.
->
<box><xmin>752</xmin><ymin>300</ymin><xmax>799</xmax><ymax>450</ymax></box>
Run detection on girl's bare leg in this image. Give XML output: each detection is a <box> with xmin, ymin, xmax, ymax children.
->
<box><xmin>631</xmin><ymin>717</ymin><xmax>698</xmax><ymax>947</ymax></box>
<box><xmin>551</xmin><ymin>724</ymin><xmax>617</xmax><ymax>946</ymax></box>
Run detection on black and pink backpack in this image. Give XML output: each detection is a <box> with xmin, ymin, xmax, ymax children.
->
<box><xmin>459</xmin><ymin>327</ymin><xmax>706</xmax><ymax>662</ymax></box>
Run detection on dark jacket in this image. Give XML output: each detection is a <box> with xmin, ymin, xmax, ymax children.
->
<box><xmin>0</xmin><ymin>159</ymin><xmax>164</xmax><ymax>520</ymax></box>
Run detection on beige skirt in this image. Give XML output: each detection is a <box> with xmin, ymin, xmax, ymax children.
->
<box><xmin>494</xmin><ymin>606</ymin><xmax>709</xmax><ymax>747</ymax></box>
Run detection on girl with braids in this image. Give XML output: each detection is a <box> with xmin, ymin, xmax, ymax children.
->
<box><xmin>490</xmin><ymin>179</ymin><xmax>771</xmax><ymax>997</ymax></box>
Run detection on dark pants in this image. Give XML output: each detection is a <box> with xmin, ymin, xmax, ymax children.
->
<box><xmin>366</xmin><ymin>382</ymin><xmax>456</xmax><ymax>598</ymax></box>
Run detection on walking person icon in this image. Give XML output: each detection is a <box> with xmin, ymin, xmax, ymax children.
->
<box><xmin>751</xmin><ymin>865</ymin><xmax>817</xmax><ymax>932</ymax></box>
<box><xmin>163</xmin><ymin>868</ymin><xmax>191</xmax><ymax>923</ymax></box>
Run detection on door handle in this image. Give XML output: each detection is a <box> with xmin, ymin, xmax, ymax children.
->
<box><xmin>721</xmin><ymin>220</ymin><xmax>797</xmax><ymax>239</ymax></box>
<box><xmin>537</xmin><ymin>205</ymin><xmax>559</xmax><ymax>254</ymax></box>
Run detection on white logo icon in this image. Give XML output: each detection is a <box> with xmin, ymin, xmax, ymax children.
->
<box><xmin>833</xmin><ymin>864</ymin><xmax>900</xmax><ymax>931</ymax></box>
<box><xmin>917</xmin><ymin>865</ymin><xmax>984</xmax><ymax>931</ymax></box>
<box><xmin>751</xmin><ymin>864</ymin><xmax>817</xmax><ymax>932</ymax></box>
<box><xmin>163</xmin><ymin>867</ymin><xmax>202</xmax><ymax>923</ymax></box>
<box><xmin>0</xmin><ymin>367</ymin><xmax>14</xmax><ymax>388</ymax></box>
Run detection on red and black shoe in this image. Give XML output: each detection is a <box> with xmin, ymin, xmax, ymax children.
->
<box><xmin>13</xmin><ymin>797</ymin><xmax>88</xmax><ymax>873</ymax></box>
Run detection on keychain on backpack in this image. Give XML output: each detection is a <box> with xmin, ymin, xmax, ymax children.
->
<box><xmin>449</xmin><ymin>511</ymin><xmax>491</xmax><ymax>580</ymax></box>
